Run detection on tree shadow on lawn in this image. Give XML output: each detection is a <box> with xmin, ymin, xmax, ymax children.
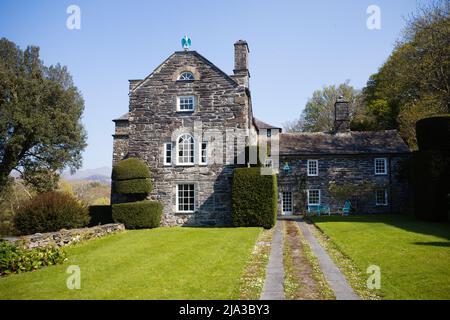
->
<box><xmin>413</xmin><ymin>241</ymin><xmax>450</xmax><ymax>247</ymax></box>
<box><xmin>310</xmin><ymin>214</ymin><xmax>450</xmax><ymax>241</ymax></box>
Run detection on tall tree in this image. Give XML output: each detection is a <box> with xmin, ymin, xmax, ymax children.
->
<box><xmin>354</xmin><ymin>1</ymin><xmax>450</xmax><ymax>148</ymax></box>
<box><xmin>0</xmin><ymin>38</ymin><xmax>87</xmax><ymax>193</ymax></box>
<box><xmin>284</xmin><ymin>81</ymin><xmax>363</xmax><ymax>132</ymax></box>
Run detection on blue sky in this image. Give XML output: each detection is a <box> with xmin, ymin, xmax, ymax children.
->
<box><xmin>0</xmin><ymin>0</ymin><xmax>421</xmax><ymax>170</ymax></box>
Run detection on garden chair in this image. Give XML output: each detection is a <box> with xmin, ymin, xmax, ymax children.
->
<box><xmin>340</xmin><ymin>200</ymin><xmax>351</xmax><ymax>216</ymax></box>
<box><xmin>307</xmin><ymin>205</ymin><xmax>321</xmax><ymax>216</ymax></box>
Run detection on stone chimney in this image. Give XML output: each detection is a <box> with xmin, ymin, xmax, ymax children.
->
<box><xmin>233</xmin><ymin>40</ymin><xmax>250</xmax><ymax>87</ymax></box>
<box><xmin>334</xmin><ymin>96</ymin><xmax>350</xmax><ymax>133</ymax></box>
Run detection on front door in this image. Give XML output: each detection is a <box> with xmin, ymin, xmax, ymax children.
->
<box><xmin>282</xmin><ymin>191</ymin><xmax>293</xmax><ymax>215</ymax></box>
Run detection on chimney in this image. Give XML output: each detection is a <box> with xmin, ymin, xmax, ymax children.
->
<box><xmin>233</xmin><ymin>40</ymin><xmax>250</xmax><ymax>87</ymax></box>
<box><xmin>334</xmin><ymin>96</ymin><xmax>350</xmax><ymax>133</ymax></box>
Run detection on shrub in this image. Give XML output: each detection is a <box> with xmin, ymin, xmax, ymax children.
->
<box><xmin>232</xmin><ymin>167</ymin><xmax>278</xmax><ymax>229</ymax></box>
<box><xmin>112</xmin><ymin>200</ymin><xmax>162</xmax><ymax>229</ymax></box>
<box><xmin>112</xmin><ymin>158</ymin><xmax>150</xmax><ymax>181</ymax></box>
<box><xmin>411</xmin><ymin>150</ymin><xmax>449</xmax><ymax>221</ymax></box>
<box><xmin>0</xmin><ymin>240</ymin><xmax>66</xmax><ymax>276</ymax></box>
<box><xmin>88</xmin><ymin>205</ymin><xmax>113</xmax><ymax>226</ymax></box>
<box><xmin>112</xmin><ymin>178</ymin><xmax>152</xmax><ymax>195</ymax></box>
<box><xmin>416</xmin><ymin>114</ymin><xmax>450</xmax><ymax>151</ymax></box>
<box><xmin>14</xmin><ymin>192</ymin><xmax>90</xmax><ymax>235</ymax></box>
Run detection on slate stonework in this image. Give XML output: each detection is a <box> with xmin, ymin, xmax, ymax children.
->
<box><xmin>4</xmin><ymin>223</ymin><xmax>125</xmax><ymax>249</ymax></box>
<box><xmin>278</xmin><ymin>154</ymin><xmax>409</xmax><ymax>214</ymax></box>
<box><xmin>113</xmin><ymin>44</ymin><xmax>256</xmax><ymax>226</ymax></box>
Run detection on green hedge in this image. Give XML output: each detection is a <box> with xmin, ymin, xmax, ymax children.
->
<box><xmin>112</xmin><ymin>158</ymin><xmax>151</xmax><ymax>181</ymax></box>
<box><xmin>112</xmin><ymin>178</ymin><xmax>152</xmax><ymax>194</ymax></box>
<box><xmin>112</xmin><ymin>200</ymin><xmax>162</xmax><ymax>229</ymax></box>
<box><xmin>232</xmin><ymin>167</ymin><xmax>278</xmax><ymax>229</ymax></box>
<box><xmin>88</xmin><ymin>205</ymin><xmax>113</xmax><ymax>226</ymax></box>
<box><xmin>411</xmin><ymin>150</ymin><xmax>449</xmax><ymax>222</ymax></box>
<box><xmin>416</xmin><ymin>114</ymin><xmax>450</xmax><ymax>151</ymax></box>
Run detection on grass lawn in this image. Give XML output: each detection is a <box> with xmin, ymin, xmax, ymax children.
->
<box><xmin>0</xmin><ymin>227</ymin><xmax>261</xmax><ymax>299</ymax></box>
<box><xmin>310</xmin><ymin>214</ymin><xmax>450</xmax><ymax>300</ymax></box>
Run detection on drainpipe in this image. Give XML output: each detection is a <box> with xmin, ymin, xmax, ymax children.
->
<box><xmin>389</xmin><ymin>156</ymin><xmax>393</xmax><ymax>214</ymax></box>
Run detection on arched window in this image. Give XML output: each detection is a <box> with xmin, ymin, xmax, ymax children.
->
<box><xmin>177</xmin><ymin>134</ymin><xmax>194</xmax><ymax>164</ymax></box>
<box><xmin>178</xmin><ymin>72</ymin><xmax>195</xmax><ymax>81</ymax></box>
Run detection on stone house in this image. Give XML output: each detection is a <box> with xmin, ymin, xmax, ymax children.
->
<box><xmin>112</xmin><ymin>40</ymin><xmax>410</xmax><ymax>226</ymax></box>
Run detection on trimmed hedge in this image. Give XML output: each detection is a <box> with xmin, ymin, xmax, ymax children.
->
<box><xmin>232</xmin><ymin>167</ymin><xmax>278</xmax><ymax>229</ymax></box>
<box><xmin>416</xmin><ymin>114</ymin><xmax>450</xmax><ymax>151</ymax></box>
<box><xmin>14</xmin><ymin>192</ymin><xmax>90</xmax><ymax>235</ymax></box>
<box><xmin>112</xmin><ymin>178</ymin><xmax>152</xmax><ymax>195</ymax></box>
<box><xmin>112</xmin><ymin>158</ymin><xmax>150</xmax><ymax>181</ymax></box>
<box><xmin>88</xmin><ymin>205</ymin><xmax>113</xmax><ymax>226</ymax></box>
<box><xmin>112</xmin><ymin>200</ymin><xmax>162</xmax><ymax>229</ymax></box>
<box><xmin>411</xmin><ymin>150</ymin><xmax>449</xmax><ymax>222</ymax></box>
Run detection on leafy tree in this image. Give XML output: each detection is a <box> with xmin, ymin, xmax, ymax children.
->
<box><xmin>284</xmin><ymin>81</ymin><xmax>363</xmax><ymax>132</ymax></box>
<box><xmin>0</xmin><ymin>38</ymin><xmax>87</xmax><ymax>193</ymax></box>
<box><xmin>354</xmin><ymin>1</ymin><xmax>449</xmax><ymax>148</ymax></box>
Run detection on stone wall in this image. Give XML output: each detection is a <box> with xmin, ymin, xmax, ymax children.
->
<box><xmin>278</xmin><ymin>154</ymin><xmax>409</xmax><ymax>214</ymax></box>
<box><xmin>119</xmin><ymin>50</ymin><xmax>253</xmax><ymax>227</ymax></box>
<box><xmin>4</xmin><ymin>223</ymin><xmax>125</xmax><ymax>249</ymax></box>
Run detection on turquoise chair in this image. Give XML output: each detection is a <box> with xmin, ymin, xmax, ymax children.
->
<box><xmin>341</xmin><ymin>201</ymin><xmax>351</xmax><ymax>216</ymax></box>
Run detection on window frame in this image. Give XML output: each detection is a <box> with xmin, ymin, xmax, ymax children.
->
<box><xmin>178</xmin><ymin>72</ymin><xmax>195</xmax><ymax>81</ymax></box>
<box><xmin>375</xmin><ymin>189</ymin><xmax>388</xmax><ymax>206</ymax></box>
<box><xmin>374</xmin><ymin>158</ymin><xmax>387</xmax><ymax>175</ymax></box>
<box><xmin>307</xmin><ymin>189</ymin><xmax>321</xmax><ymax>205</ymax></box>
<box><xmin>176</xmin><ymin>134</ymin><xmax>195</xmax><ymax>166</ymax></box>
<box><xmin>164</xmin><ymin>142</ymin><xmax>172</xmax><ymax>166</ymax></box>
<box><xmin>307</xmin><ymin>159</ymin><xmax>319</xmax><ymax>177</ymax></box>
<box><xmin>176</xmin><ymin>183</ymin><xmax>195</xmax><ymax>213</ymax></box>
<box><xmin>177</xmin><ymin>95</ymin><xmax>195</xmax><ymax>112</ymax></box>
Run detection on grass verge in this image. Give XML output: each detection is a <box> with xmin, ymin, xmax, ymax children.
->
<box><xmin>238</xmin><ymin>227</ymin><xmax>274</xmax><ymax>299</ymax></box>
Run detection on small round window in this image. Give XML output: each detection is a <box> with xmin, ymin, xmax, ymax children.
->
<box><xmin>178</xmin><ymin>72</ymin><xmax>195</xmax><ymax>81</ymax></box>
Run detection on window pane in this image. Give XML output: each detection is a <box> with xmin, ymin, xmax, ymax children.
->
<box><xmin>375</xmin><ymin>158</ymin><xmax>386</xmax><ymax>174</ymax></box>
<box><xmin>179</xmin><ymin>72</ymin><xmax>194</xmax><ymax>80</ymax></box>
<box><xmin>177</xmin><ymin>184</ymin><xmax>195</xmax><ymax>212</ymax></box>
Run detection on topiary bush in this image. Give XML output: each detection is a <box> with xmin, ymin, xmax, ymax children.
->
<box><xmin>112</xmin><ymin>158</ymin><xmax>151</xmax><ymax>181</ymax></box>
<box><xmin>112</xmin><ymin>200</ymin><xmax>162</xmax><ymax>229</ymax></box>
<box><xmin>111</xmin><ymin>158</ymin><xmax>152</xmax><ymax>197</ymax></box>
<box><xmin>13</xmin><ymin>192</ymin><xmax>90</xmax><ymax>235</ymax></box>
<box><xmin>88</xmin><ymin>205</ymin><xmax>113</xmax><ymax>226</ymax></box>
<box><xmin>416</xmin><ymin>114</ymin><xmax>450</xmax><ymax>151</ymax></box>
<box><xmin>411</xmin><ymin>150</ymin><xmax>449</xmax><ymax>222</ymax></box>
<box><xmin>112</xmin><ymin>179</ymin><xmax>153</xmax><ymax>195</ymax></box>
<box><xmin>232</xmin><ymin>167</ymin><xmax>278</xmax><ymax>229</ymax></box>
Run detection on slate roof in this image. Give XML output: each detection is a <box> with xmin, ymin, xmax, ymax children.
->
<box><xmin>112</xmin><ymin>113</ymin><xmax>129</xmax><ymax>121</ymax></box>
<box><xmin>253</xmin><ymin>118</ymin><xmax>281</xmax><ymax>130</ymax></box>
<box><xmin>280</xmin><ymin>130</ymin><xmax>410</xmax><ymax>155</ymax></box>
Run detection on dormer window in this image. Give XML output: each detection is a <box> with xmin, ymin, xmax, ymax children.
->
<box><xmin>178</xmin><ymin>72</ymin><xmax>195</xmax><ymax>81</ymax></box>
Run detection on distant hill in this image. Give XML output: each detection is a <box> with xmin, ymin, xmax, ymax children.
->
<box><xmin>63</xmin><ymin>167</ymin><xmax>111</xmax><ymax>183</ymax></box>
